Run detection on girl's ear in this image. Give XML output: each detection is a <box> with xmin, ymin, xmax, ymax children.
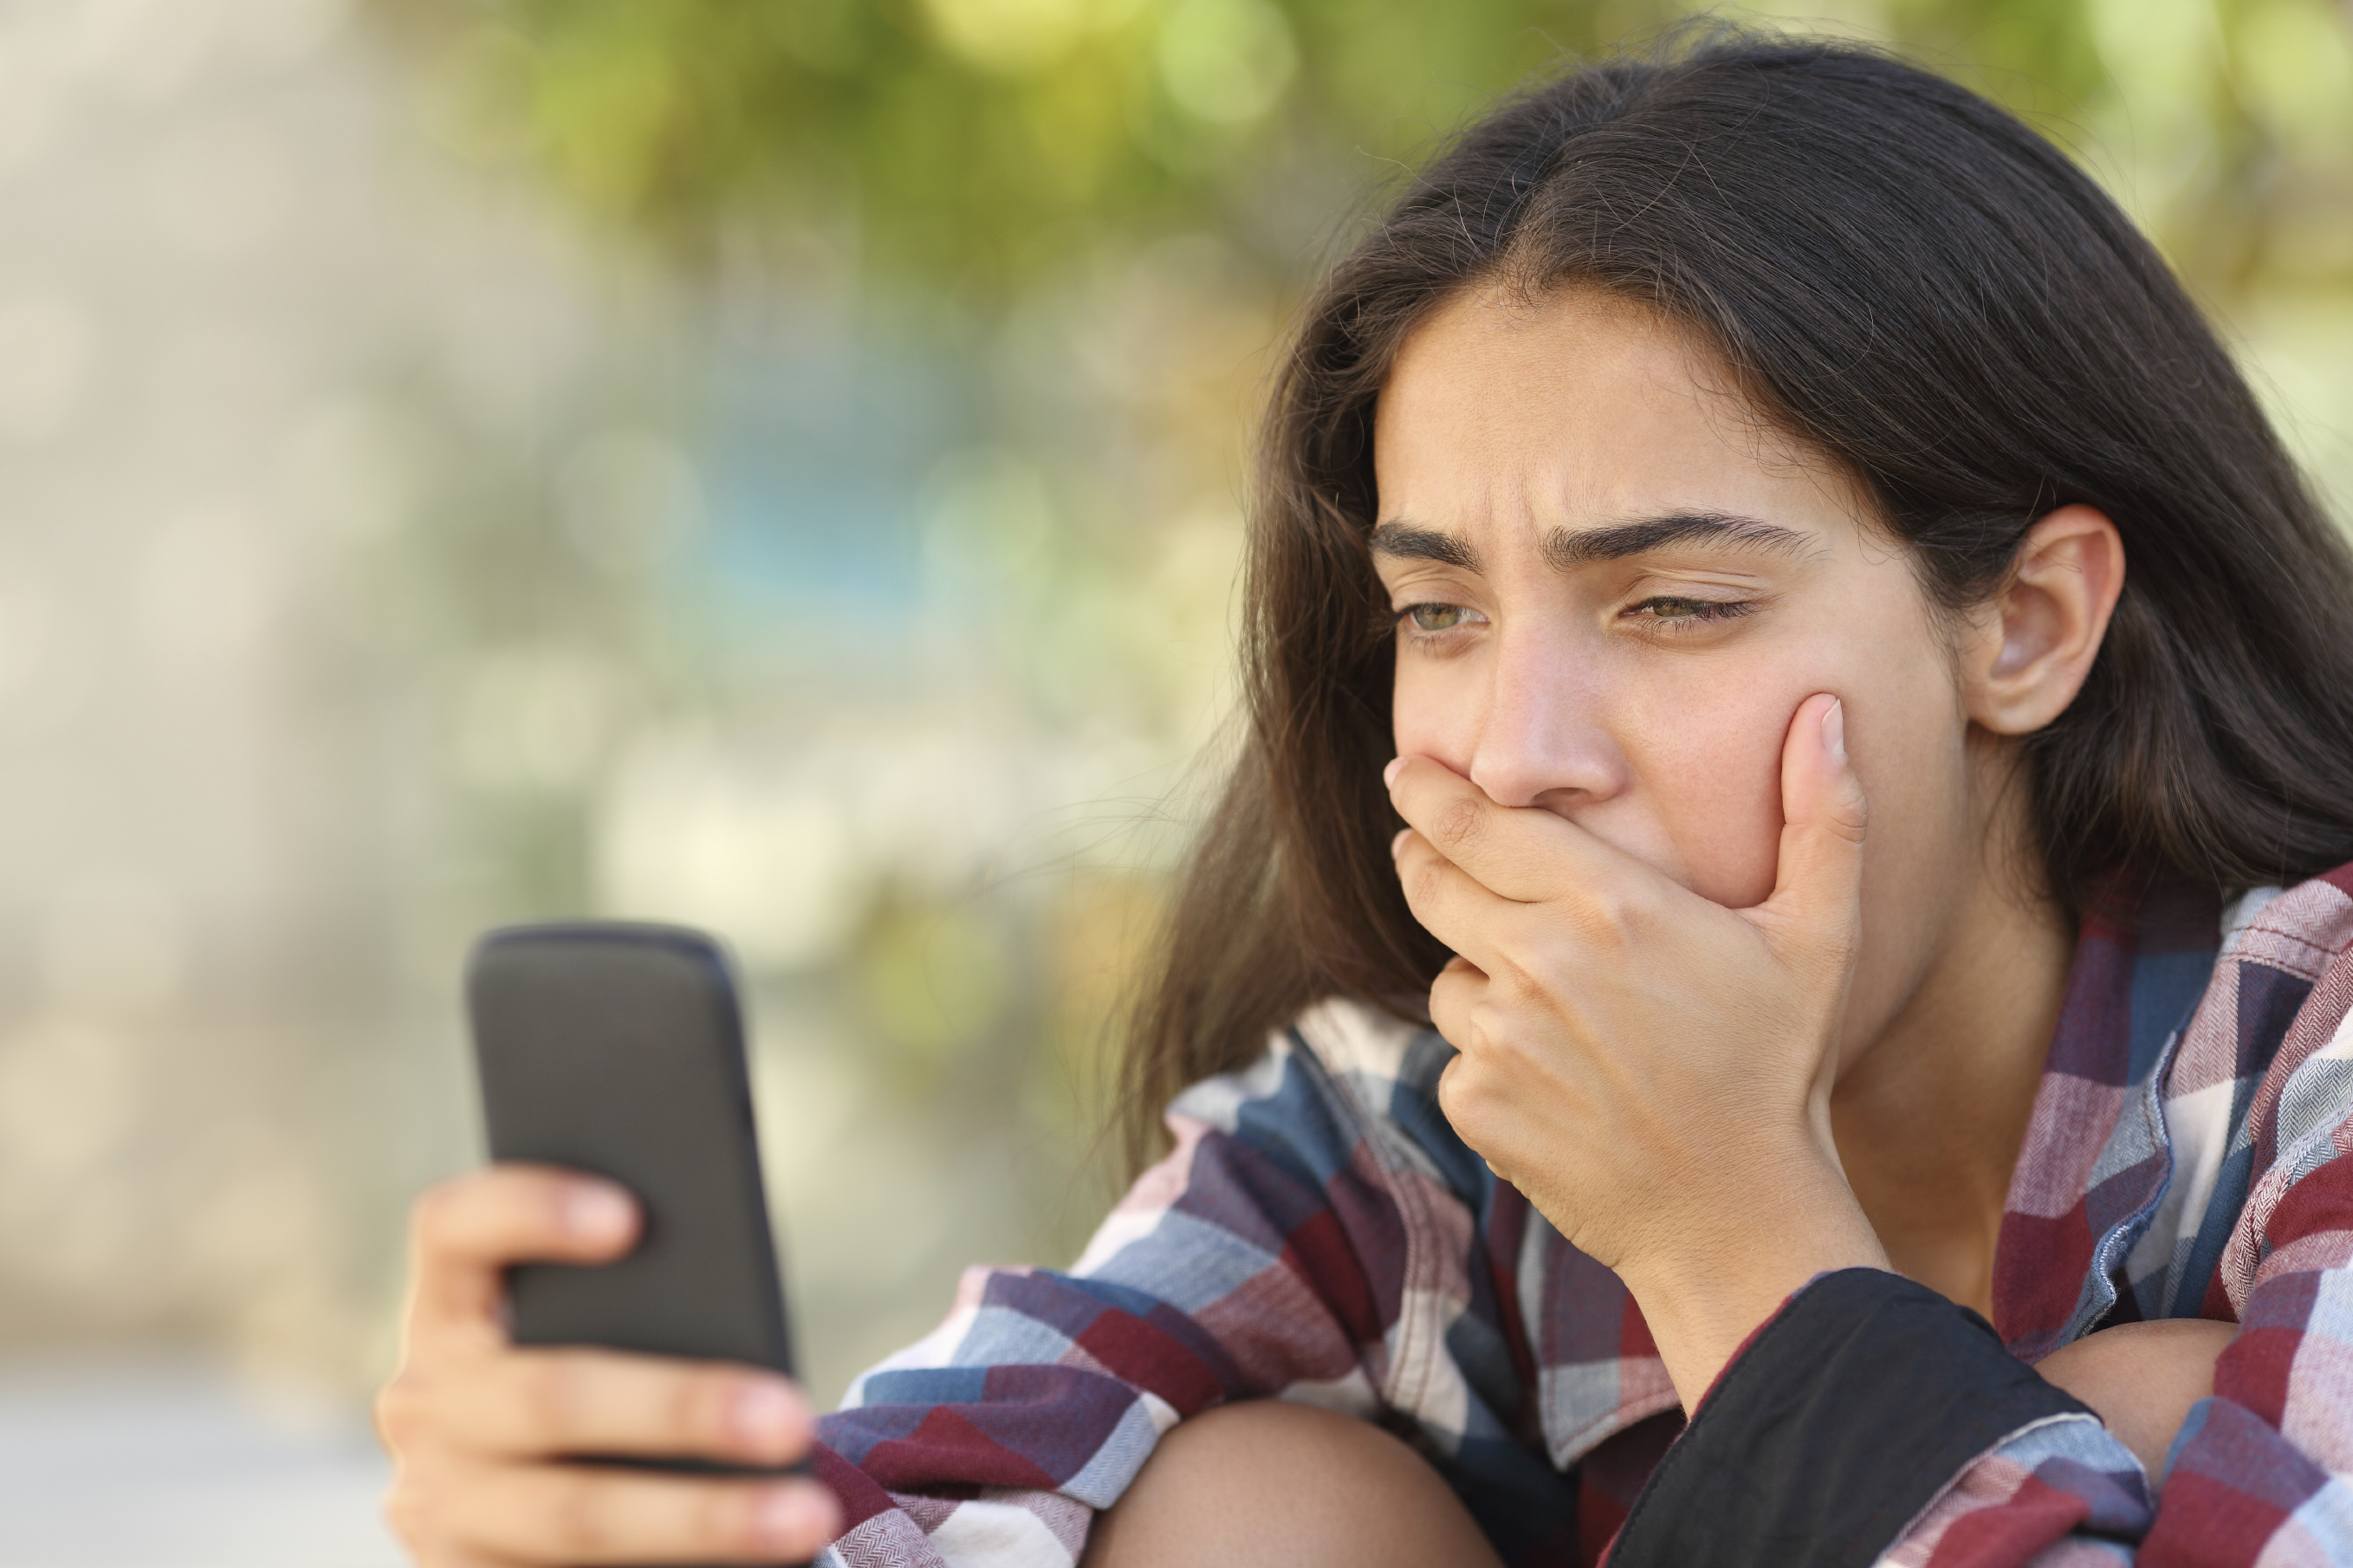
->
<box><xmin>1961</xmin><ymin>504</ymin><xmax>2126</xmax><ymax>735</ymax></box>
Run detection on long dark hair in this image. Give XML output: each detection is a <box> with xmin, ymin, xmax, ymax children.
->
<box><xmin>1119</xmin><ymin>29</ymin><xmax>2353</xmax><ymax>1167</ymax></box>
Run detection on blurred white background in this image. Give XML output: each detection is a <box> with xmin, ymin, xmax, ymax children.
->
<box><xmin>0</xmin><ymin>3</ymin><xmax>1241</xmax><ymax>1559</ymax></box>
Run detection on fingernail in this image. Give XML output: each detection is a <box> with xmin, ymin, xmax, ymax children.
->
<box><xmin>1822</xmin><ymin>698</ymin><xmax>1846</xmax><ymax>767</ymax></box>
<box><xmin>1383</xmin><ymin>757</ymin><xmax>1404</xmax><ymax>788</ymax></box>
<box><xmin>731</xmin><ymin>1378</ymin><xmax>799</xmax><ymax>1453</ymax></box>
<box><xmin>1390</xmin><ymin>828</ymin><xmax>1410</xmax><ymax>859</ymax></box>
<box><xmin>565</xmin><ymin>1184</ymin><xmax>632</xmax><ymax>1242</ymax></box>
<box><xmin>752</xmin><ymin>1483</ymin><xmax>833</xmax><ymax>1553</ymax></box>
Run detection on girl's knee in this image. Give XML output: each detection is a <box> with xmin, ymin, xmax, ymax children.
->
<box><xmin>1082</xmin><ymin>1400</ymin><xmax>1503</xmax><ymax>1568</ymax></box>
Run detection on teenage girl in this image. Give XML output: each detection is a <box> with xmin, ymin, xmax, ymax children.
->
<box><xmin>377</xmin><ymin>34</ymin><xmax>2353</xmax><ymax>1568</ymax></box>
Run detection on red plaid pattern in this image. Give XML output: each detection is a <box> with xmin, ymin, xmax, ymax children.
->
<box><xmin>813</xmin><ymin>865</ymin><xmax>2353</xmax><ymax>1566</ymax></box>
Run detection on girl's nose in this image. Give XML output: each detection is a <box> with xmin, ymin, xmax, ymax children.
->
<box><xmin>1466</xmin><ymin>634</ymin><xmax>1630</xmax><ymax>809</ymax></box>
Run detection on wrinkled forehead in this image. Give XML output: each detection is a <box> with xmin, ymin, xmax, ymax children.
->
<box><xmin>1371</xmin><ymin>282</ymin><xmax>1867</xmax><ymax>541</ymax></box>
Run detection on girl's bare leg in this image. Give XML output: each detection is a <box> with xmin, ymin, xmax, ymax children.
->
<box><xmin>2035</xmin><ymin>1318</ymin><xmax>2234</xmax><ymax>1475</ymax></box>
<box><xmin>1080</xmin><ymin>1401</ymin><xmax>1507</xmax><ymax>1568</ymax></box>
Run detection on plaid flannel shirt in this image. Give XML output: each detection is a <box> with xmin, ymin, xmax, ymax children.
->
<box><xmin>810</xmin><ymin>863</ymin><xmax>2353</xmax><ymax>1566</ymax></box>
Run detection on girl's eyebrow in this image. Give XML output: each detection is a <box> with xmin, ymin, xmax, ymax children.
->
<box><xmin>1370</xmin><ymin>510</ymin><xmax>1817</xmax><ymax>575</ymax></box>
<box><xmin>1545</xmin><ymin>511</ymin><xmax>1819</xmax><ymax>567</ymax></box>
<box><xmin>1368</xmin><ymin>522</ymin><xmax>1483</xmax><ymax>570</ymax></box>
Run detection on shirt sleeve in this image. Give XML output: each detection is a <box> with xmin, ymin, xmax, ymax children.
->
<box><xmin>1600</xmin><ymin>1269</ymin><xmax>2103</xmax><ymax>1567</ymax></box>
<box><xmin>808</xmin><ymin>1033</ymin><xmax>1422</xmax><ymax>1568</ymax></box>
<box><xmin>1610</xmin><ymin>983</ymin><xmax>2353</xmax><ymax>1568</ymax></box>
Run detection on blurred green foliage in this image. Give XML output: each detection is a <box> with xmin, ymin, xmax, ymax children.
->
<box><xmin>369</xmin><ymin>0</ymin><xmax>2353</xmax><ymax>304</ymax></box>
<box><xmin>372</xmin><ymin>0</ymin><xmax>1633</xmax><ymax>291</ymax></box>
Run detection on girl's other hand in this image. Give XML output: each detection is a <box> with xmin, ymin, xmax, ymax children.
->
<box><xmin>375</xmin><ymin>1164</ymin><xmax>840</xmax><ymax>1565</ymax></box>
<box><xmin>1387</xmin><ymin>692</ymin><xmax>1887</xmax><ymax>1406</ymax></box>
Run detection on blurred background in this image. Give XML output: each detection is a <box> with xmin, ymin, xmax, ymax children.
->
<box><xmin>0</xmin><ymin>0</ymin><xmax>2344</xmax><ymax>1562</ymax></box>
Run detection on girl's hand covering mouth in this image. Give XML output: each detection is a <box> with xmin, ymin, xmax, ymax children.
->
<box><xmin>1386</xmin><ymin>692</ymin><xmax>1891</xmax><ymax>1407</ymax></box>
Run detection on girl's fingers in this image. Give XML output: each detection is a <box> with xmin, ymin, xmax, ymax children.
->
<box><xmin>417</xmin><ymin>1461</ymin><xmax>839</xmax><ymax>1567</ymax></box>
<box><xmin>405</xmin><ymin>1166</ymin><xmax>640</xmax><ymax>1346</ymax></box>
<box><xmin>386</xmin><ymin>1347</ymin><xmax>815</xmax><ymax>1468</ymax></box>
<box><xmin>1386</xmin><ymin>754</ymin><xmax>1626</xmax><ymax>904</ymax></box>
<box><xmin>1397</xmin><ymin>819</ymin><xmax>1690</xmax><ymax>979</ymax></box>
<box><xmin>381</xmin><ymin>1167</ymin><xmax>836</xmax><ymax>1568</ymax></box>
<box><xmin>1392</xmin><ymin>832</ymin><xmax>1517</xmax><ymax>974</ymax></box>
<box><xmin>1426</xmin><ymin>955</ymin><xmax>1484</xmax><ymax>1052</ymax></box>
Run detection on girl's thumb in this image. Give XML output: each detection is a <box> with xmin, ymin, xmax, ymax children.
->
<box><xmin>1755</xmin><ymin>694</ymin><xmax>1868</xmax><ymax>946</ymax></box>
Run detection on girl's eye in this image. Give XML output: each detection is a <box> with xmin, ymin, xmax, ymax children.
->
<box><xmin>1402</xmin><ymin>603</ymin><xmax>1483</xmax><ymax>633</ymax></box>
<box><xmin>1627</xmin><ymin>596</ymin><xmax>1754</xmax><ymax>628</ymax></box>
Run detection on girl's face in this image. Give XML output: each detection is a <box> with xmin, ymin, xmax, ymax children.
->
<box><xmin>1374</xmin><ymin>285</ymin><xmax>1993</xmax><ymax>1067</ymax></box>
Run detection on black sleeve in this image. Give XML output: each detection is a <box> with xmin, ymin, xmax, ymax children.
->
<box><xmin>1608</xmin><ymin>1268</ymin><xmax>2094</xmax><ymax>1568</ymax></box>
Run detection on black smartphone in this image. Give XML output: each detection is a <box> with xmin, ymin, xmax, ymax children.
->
<box><xmin>465</xmin><ymin>920</ymin><xmax>797</xmax><ymax>1383</ymax></box>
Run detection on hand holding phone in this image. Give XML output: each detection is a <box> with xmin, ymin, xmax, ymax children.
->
<box><xmin>373</xmin><ymin>922</ymin><xmax>839</xmax><ymax>1567</ymax></box>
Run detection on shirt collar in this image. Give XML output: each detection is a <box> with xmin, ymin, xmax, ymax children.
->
<box><xmin>1991</xmin><ymin>873</ymin><xmax>2220</xmax><ymax>1358</ymax></box>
